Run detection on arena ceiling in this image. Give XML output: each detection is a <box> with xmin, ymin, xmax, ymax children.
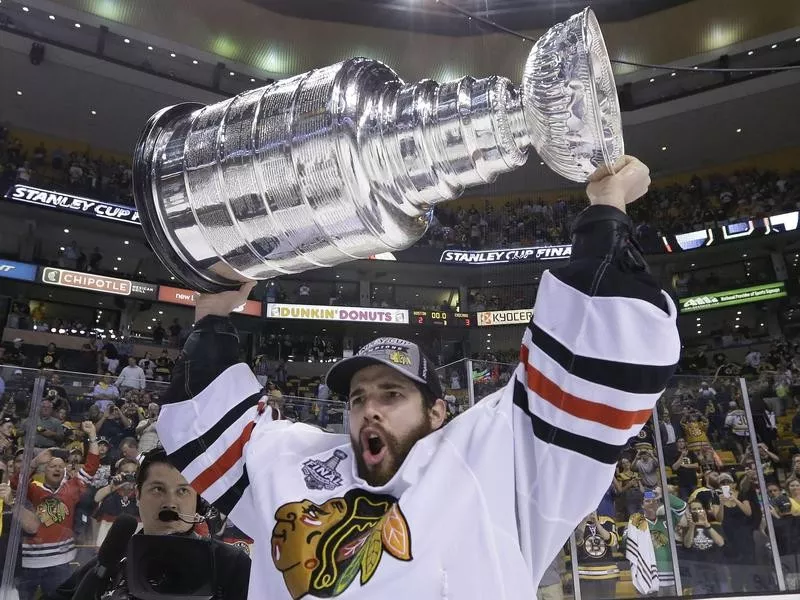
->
<box><xmin>245</xmin><ymin>0</ymin><xmax>694</xmax><ymax>36</ymax></box>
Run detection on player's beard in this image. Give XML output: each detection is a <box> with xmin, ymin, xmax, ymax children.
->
<box><xmin>351</xmin><ymin>419</ymin><xmax>434</xmax><ymax>487</ymax></box>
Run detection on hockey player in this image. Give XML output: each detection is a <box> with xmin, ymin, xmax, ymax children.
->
<box><xmin>156</xmin><ymin>156</ymin><xmax>680</xmax><ymax>599</ymax></box>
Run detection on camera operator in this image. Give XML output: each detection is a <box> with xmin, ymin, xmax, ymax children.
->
<box><xmin>49</xmin><ymin>448</ymin><xmax>251</xmax><ymax>600</ymax></box>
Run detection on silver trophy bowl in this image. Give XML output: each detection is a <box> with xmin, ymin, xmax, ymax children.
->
<box><xmin>133</xmin><ymin>8</ymin><xmax>622</xmax><ymax>292</ymax></box>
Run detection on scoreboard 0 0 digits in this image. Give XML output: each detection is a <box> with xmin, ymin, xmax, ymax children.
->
<box><xmin>412</xmin><ymin>310</ymin><xmax>473</xmax><ymax>327</ymax></box>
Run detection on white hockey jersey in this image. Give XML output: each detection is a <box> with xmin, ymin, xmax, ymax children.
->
<box><xmin>157</xmin><ymin>266</ymin><xmax>680</xmax><ymax>600</ymax></box>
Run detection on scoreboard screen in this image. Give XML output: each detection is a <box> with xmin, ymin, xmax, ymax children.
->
<box><xmin>412</xmin><ymin>310</ymin><xmax>473</xmax><ymax>327</ymax></box>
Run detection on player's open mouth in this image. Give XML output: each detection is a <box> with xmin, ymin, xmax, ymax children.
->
<box><xmin>361</xmin><ymin>429</ymin><xmax>387</xmax><ymax>467</ymax></box>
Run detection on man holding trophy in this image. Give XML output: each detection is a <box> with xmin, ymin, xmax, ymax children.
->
<box><xmin>134</xmin><ymin>9</ymin><xmax>680</xmax><ymax>599</ymax></box>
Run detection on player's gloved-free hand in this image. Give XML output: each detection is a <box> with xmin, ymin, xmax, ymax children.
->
<box><xmin>194</xmin><ymin>281</ymin><xmax>257</xmax><ymax>322</ymax></box>
<box><xmin>586</xmin><ymin>155</ymin><xmax>651</xmax><ymax>214</ymax></box>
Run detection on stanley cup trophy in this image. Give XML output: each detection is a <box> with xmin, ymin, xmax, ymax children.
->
<box><xmin>133</xmin><ymin>8</ymin><xmax>623</xmax><ymax>293</ymax></box>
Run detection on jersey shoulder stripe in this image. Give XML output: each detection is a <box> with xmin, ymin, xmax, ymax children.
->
<box><xmin>512</xmin><ymin>378</ymin><xmax>622</xmax><ymax>463</ymax></box>
<box><xmin>520</xmin><ymin>344</ymin><xmax>651</xmax><ymax>431</ymax></box>
<box><xmin>526</xmin><ymin>323</ymin><xmax>674</xmax><ymax>395</ymax></box>
<box><xmin>169</xmin><ymin>391</ymin><xmax>262</xmax><ymax>471</ymax></box>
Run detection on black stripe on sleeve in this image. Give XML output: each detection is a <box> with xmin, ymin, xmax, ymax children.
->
<box><xmin>167</xmin><ymin>392</ymin><xmax>261</xmax><ymax>472</ymax></box>
<box><xmin>512</xmin><ymin>379</ymin><xmax>623</xmax><ymax>464</ymax></box>
<box><xmin>213</xmin><ymin>465</ymin><xmax>251</xmax><ymax>516</ymax></box>
<box><xmin>527</xmin><ymin>323</ymin><xmax>675</xmax><ymax>395</ymax></box>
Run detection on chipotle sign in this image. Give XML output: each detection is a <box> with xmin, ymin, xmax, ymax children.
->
<box><xmin>158</xmin><ymin>286</ymin><xmax>262</xmax><ymax>317</ymax></box>
<box><xmin>42</xmin><ymin>267</ymin><xmax>132</xmax><ymax>295</ymax></box>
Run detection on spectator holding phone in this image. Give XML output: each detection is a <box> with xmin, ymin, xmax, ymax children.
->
<box><xmin>672</xmin><ymin>438</ymin><xmax>701</xmax><ymax>500</ymax></box>
<box><xmin>632</xmin><ymin>443</ymin><xmax>660</xmax><ymax>490</ymax></box>
<box><xmin>681</xmin><ymin>501</ymin><xmax>727</xmax><ymax>595</ymax></box>
<box><xmin>92</xmin><ymin>458</ymin><xmax>140</xmax><ymax>545</ymax></box>
<box><xmin>719</xmin><ymin>473</ymin><xmax>759</xmax><ymax>591</ymax></box>
<box><xmin>614</xmin><ymin>457</ymin><xmax>642</xmax><ymax>519</ymax></box>
<box><xmin>135</xmin><ymin>403</ymin><xmax>161</xmax><ymax>454</ymax></box>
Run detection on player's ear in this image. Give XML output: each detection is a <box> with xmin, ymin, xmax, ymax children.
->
<box><xmin>428</xmin><ymin>398</ymin><xmax>446</xmax><ymax>431</ymax></box>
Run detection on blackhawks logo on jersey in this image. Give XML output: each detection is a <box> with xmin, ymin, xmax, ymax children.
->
<box><xmin>271</xmin><ymin>489</ymin><xmax>412</xmax><ymax>599</ymax></box>
<box><xmin>36</xmin><ymin>496</ymin><xmax>69</xmax><ymax>527</ymax></box>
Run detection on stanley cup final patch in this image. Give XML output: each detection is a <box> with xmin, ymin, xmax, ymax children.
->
<box><xmin>302</xmin><ymin>450</ymin><xmax>348</xmax><ymax>491</ymax></box>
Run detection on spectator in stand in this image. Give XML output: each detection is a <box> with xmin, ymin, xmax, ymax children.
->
<box><xmin>168</xmin><ymin>318</ymin><xmax>182</xmax><ymax>346</ymax></box>
<box><xmin>632</xmin><ymin>443</ymin><xmax>660</xmax><ymax>490</ymax></box>
<box><xmin>153</xmin><ymin>349</ymin><xmax>173</xmax><ymax>381</ymax></box>
<box><xmin>680</xmin><ymin>500</ymin><xmax>727</xmax><ymax>596</ymax></box>
<box><xmin>38</xmin><ymin>343</ymin><xmax>61</xmax><ymax>370</ymax></box>
<box><xmin>574</xmin><ymin>510</ymin><xmax>619</xmax><ymax>599</ymax></box>
<box><xmin>135</xmin><ymin>403</ymin><xmax>161</xmax><ymax>454</ymax></box>
<box><xmin>613</xmin><ymin>457</ymin><xmax>642</xmax><ymax>520</ymax></box>
<box><xmin>116</xmin><ymin>357</ymin><xmax>146</xmax><ymax>394</ymax></box>
<box><xmin>767</xmin><ymin>482</ymin><xmax>800</xmax><ymax>590</ymax></box>
<box><xmin>689</xmin><ymin>471</ymin><xmax>723</xmax><ymax>523</ymax></box>
<box><xmin>152</xmin><ymin>321</ymin><xmax>166</xmax><ymax>345</ymax></box>
<box><xmin>19</xmin><ymin>422</ymin><xmax>99</xmax><ymax>600</ymax></box>
<box><xmin>672</xmin><ymin>438</ymin><xmax>702</xmax><ymax>500</ymax></box>
<box><xmin>3</xmin><ymin>339</ymin><xmax>26</xmax><ymax>368</ymax></box>
<box><xmin>21</xmin><ymin>399</ymin><xmax>63</xmax><ymax>453</ymax></box>
<box><xmin>119</xmin><ymin>437</ymin><xmax>140</xmax><ymax>462</ymax></box>
<box><xmin>92</xmin><ymin>458</ymin><xmax>139</xmax><ymax>545</ymax></box>
<box><xmin>91</xmin><ymin>374</ymin><xmax>120</xmax><ymax>411</ymax></box>
<box><xmin>95</xmin><ymin>404</ymin><xmax>133</xmax><ymax>449</ymax></box>
<box><xmin>138</xmin><ymin>352</ymin><xmax>155</xmax><ymax>380</ymax></box>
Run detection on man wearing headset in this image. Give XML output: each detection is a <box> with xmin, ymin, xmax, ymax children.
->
<box><xmin>48</xmin><ymin>449</ymin><xmax>251</xmax><ymax>600</ymax></box>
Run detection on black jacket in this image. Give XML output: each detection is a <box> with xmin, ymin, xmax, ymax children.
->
<box><xmin>47</xmin><ymin>535</ymin><xmax>251</xmax><ymax>600</ymax></box>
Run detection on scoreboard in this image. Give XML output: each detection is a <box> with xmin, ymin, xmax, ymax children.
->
<box><xmin>412</xmin><ymin>310</ymin><xmax>474</xmax><ymax>328</ymax></box>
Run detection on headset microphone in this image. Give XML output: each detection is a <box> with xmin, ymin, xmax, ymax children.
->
<box><xmin>158</xmin><ymin>509</ymin><xmax>206</xmax><ymax>524</ymax></box>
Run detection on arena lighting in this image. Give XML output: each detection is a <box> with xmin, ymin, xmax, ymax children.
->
<box><xmin>70</xmin><ymin>329</ymin><xmax>76</xmax><ymax>334</ymax></box>
<box><xmin>192</xmin><ymin>59</ymin><xmax>198</xmax><ymax>64</ymax></box>
<box><xmin>59</xmin><ymin>246</ymin><xmax>65</xmax><ymax>251</ymax></box>
<box><xmin>747</xmin><ymin>50</ymin><xmax>754</xmax><ymax>56</ymax></box>
<box><xmin>661</xmin><ymin>146</ymin><xmax>667</xmax><ymax>151</ymax></box>
<box><xmin>117</xmin><ymin>256</ymin><xmax>122</xmax><ymax>261</ymax></box>
<box><xmin>113</xmin><ymin>267</ymin><xmax>118</xmax><ymax>271</ymax></box>
<box><xmin>158</xmin><ymin>310</ymin><xmax>163</xmax><ymax>314</ymax></box>
<box><xmin>50</xmin><ymin>328</ymin><xmax>56</xmax><ymax>333</ymax></box>
<box><xmin>90</xmin><ymin>110</ymin><xmax>97</xmax><ymax>115</ymax></box>
<box><xmin>147</xmin><ymin>45</ymin><xmax>153</xmax><ymax>51</ymax></box>
<box><xmin>229</xmin><ymin>71</ymin><xmax>235</xmax><ymax>76</ymax></box>
<box><xmin>670</xmin><ymin>72</ymin><xmax>676</xmax><ymax>77</ymax></box>
<box><xmin>74</xmin><ymin>23</ymin><xmax>80</xmax><ymax>28</ymax></box>
<box><xmin>124</xmin><ymin>38</ymin><xmax>130</xmax><ymax>43</ymax></box>
<box><xmin>63</xmin><ymin>228</ymin><xmax>69</xmax><ymax>233</ymax></box>
<box><xmin>649</xmin><ymin>78</ymin><xmax>654</xmax><ymax>83</ymax></box>
<box><xmin>152</xmin><ymin>318</ymin><xmax>156</xmax><ymax>322</ymax></box>
<box><xmin>771</xmin><ymin>44</ymin><xmax>778</xmax><ymax>49</ymax></box>
<box><xmin>22</xmin><ymin>6</ymin><xmax>29</xmax><ymax>11</ymax></box>
<box><xmin>736</xmin><ymin>128</ymin><xmax>742</xmax><ymax>133</ymax></box>
<box><xmin>16</xmin><ymin>90</ymin><xmax>22</xmax><ymax>96</ymax></box>
<box><xmin>170</xmin><ymin>52</ymin><xmax>176</xmax><ymax>58</ymax></box>
<box><xmin>80</xmin><ymin>330</ymin><xmax>85</xmax><ymax>335</ymax></box>
<box><xmin>48</xmin><ymin>15</ymin><xmax>55</xmax><ymax>20</ymax></box>
<box><xmin>124</xmin><ymin>240</ymin><xmax>129</xmax><ymax>245</ymax></box>
<box><xmin>250</xmin><ymin>77</ymin><xmax>256</xmax><ymax>82</ymax></box>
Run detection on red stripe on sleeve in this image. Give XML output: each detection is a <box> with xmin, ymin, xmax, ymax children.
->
<box><xmin>191</xmin><ymin>421</ymin><xmax>256</xmax><ymax>495</ymax></box>
<box><xmin>520</xmin><ymin>344</ymin><xmax>651</xmax><ymax>430</ymax></box>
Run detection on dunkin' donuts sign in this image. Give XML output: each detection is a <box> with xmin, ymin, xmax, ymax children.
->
<box><xmin>267</xmin><ymin>303</ymin><xmax>409</xmax><ymax>324</ymax></box>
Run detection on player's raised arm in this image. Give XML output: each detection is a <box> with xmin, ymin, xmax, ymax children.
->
<box><xmin>511</xmin><ymin>156</ymin><xmax>680</xmax><ymax>582</ymax></box>
<box><xmin>156</xmin><ymin>282</ymin><xmax>267</xmax><ymax>528</ymax></box>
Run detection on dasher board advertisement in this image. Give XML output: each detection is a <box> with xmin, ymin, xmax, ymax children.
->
<box><xmin>476</xmin><ymin>309</ymin><xmax>533</xmax><ymax>327</ymax></box>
